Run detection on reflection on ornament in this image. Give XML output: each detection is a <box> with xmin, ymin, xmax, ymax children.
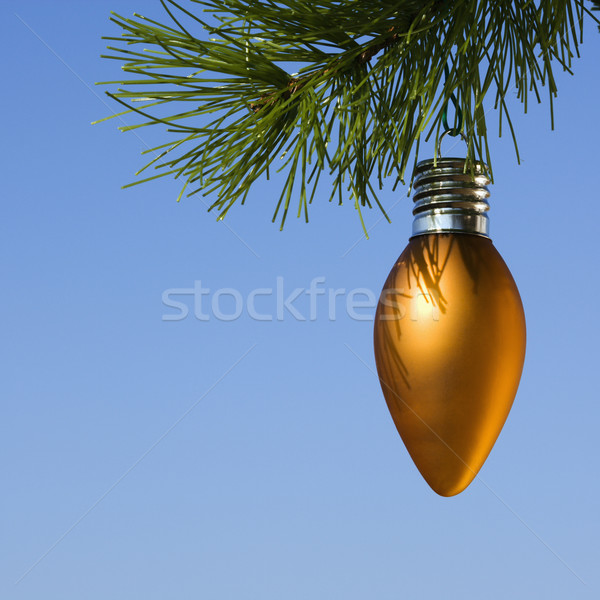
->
<box><xmin>373</xmin><ymin>158</ymin><xmax>526</xmax><ymax>496</ymax></box>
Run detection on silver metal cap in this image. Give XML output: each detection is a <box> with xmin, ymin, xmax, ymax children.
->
<box><xmin>411</xmin><ymin>157</ymin><xmax>491</xmax><ymax>238</ymax></box>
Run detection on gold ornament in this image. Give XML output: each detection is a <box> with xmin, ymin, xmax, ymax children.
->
<box><xmin>373</xmin><ymin>158</ymin><xmax>526</xmax><ymax>496</ymax></box>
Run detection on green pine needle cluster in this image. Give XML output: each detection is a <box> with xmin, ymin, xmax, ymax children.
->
<box><xmin>97</xmin><ymin>0</ymin><xmax>599</xmax><ymax>231</ymax></box>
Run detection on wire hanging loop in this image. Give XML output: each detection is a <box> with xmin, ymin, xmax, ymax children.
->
<box><xmin>441</xmin><ymin>92</ymin><xmax>463</xmax><ymax>136</ymax></box>
<box><xmin>437</xmin><ymin>130</ymin><xmax>468</xmax><ymax>158</ymax></box>
<box><xmin>438</xmin><ymin>63</ymin><xmax>466</xmax><ymax>158</ymax></box>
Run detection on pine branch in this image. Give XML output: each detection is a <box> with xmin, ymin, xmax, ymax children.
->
<box><xmin>96</xmin><ymin>0</ymin><xmax>600</xmax><ymax>232</ymax></box>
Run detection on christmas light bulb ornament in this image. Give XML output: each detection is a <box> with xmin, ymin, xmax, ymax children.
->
<box><xmin>374</xmin><ymin>156</ymin><xmax>526</xmax><ymax>496</ymax></box>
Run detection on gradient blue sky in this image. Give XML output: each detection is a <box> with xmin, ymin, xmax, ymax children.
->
<box><xmin>2</xmin><ymin>2</ymin><xmax>600</xmax><ymax>599</ymax></box>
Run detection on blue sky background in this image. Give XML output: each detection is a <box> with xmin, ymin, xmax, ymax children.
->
<box><xmin>1</xmin><ymin>1</ymin><xmax>599</xmax><ymax>599</ymax></box>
